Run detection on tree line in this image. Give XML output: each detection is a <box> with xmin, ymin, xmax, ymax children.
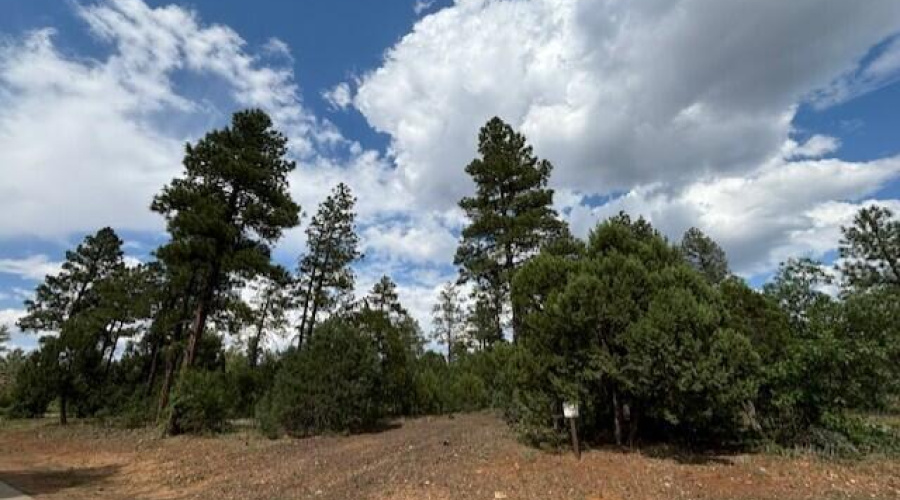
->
<box><xmin>0</xmin><ymin>109</ymin><xmax>898</xmax><ymax>452</ymax></box>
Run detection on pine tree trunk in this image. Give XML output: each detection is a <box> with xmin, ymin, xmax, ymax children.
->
<box><xmin>247</xmin><ymin>336</ymin><xmax>260</xmax><ymax>369</ymax></box>
<box><xmin>103</xmin><ymin>325</ymin><xmax>121</xmax><ymax>380</ymax></box>
<box><xmin>146</xmin><ymin>339</ymin><xmax>160</xmax><ymax>395</ymax></box>
<box><xmin>248</xmin><ymin>296</ymin><xmax>269</xmax><ymax>368</ymax></box>
<box><xmin>184</xmin><ymin>258</ymin><xmax>220</xmax><ymax>369</ymax></box>
<box><xmin>306</xmin><ymin>248</ymin><xmax>333</xmax><ymax>342</ymax></box>
<box><xmin>59</xmin><ymin>392</ymin><xmax>68</xmax><ymax>426</ymax></box>
<box><xmin>504</xmin><ymin>243</ymin><xmax>519</xmax><ymax>343</ymax></box>
<box><xmin>297</xmin><ymin>269</ymin><xmax>316</xmax><ymax>349</ymax></box>
<box><xmin>628</xmin><ymin>405</ymin><xmax>639</xmax><ymax>448</ymax></box>
<box><xmin>157</xmin><ymin>348</ymin><xmax>178</xmax><ymax>422</ymax></box>
<box><xmin>297</xmin><ymin>236</ymin><xmax>324</xmax><ymax>349</ymax></box>
<box><xmin>185</xmin><ymin>299</ymin><xmax>209</xmax><ymax>368</ymax></box>
<box><xmin>613</xmin><ymin>390</ymin><xmax>622</xmax><ymax>446</ymax></box>
<box><xmin>183</xmin><ymin>188</ymin><xmax>232</xmax><ymax>369</ymax></box>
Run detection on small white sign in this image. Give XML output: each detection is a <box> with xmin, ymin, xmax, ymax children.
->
<box><xmin>563</xmin><ymin>401</ymin><xmax>579</xmax><ymax>419</ymax></box>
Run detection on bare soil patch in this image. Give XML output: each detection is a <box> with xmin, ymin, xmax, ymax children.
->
<box><xmin>1</xmin><ymin>413</ymin><xmax>899</xmax><ymax>499</ymax></box>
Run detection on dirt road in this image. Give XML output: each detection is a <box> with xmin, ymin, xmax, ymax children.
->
<box><xmin>0</xmin><ymin>413</ymin><xmax>898</xmax><ymax>499</ymax></box>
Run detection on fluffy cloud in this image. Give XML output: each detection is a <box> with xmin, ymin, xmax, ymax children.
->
<box><xmin>568</xmin><ymin>151</ymin><xmax>900</xmax><ymax>275</ymax></box>
<box><xmin>353</xmin><ymin>0</ymin><xmax>900</xmax><ymax>209</ymax></box>
<box><xmin>0</xmin><ymin>28</ymin><xmax>183</xmax><ymax>239</ymax></box>
<box><xmin>361</xmin><ymin>213</ymin><xmax>460</xmax><ymax>264</ymax></box>
<box><xmin>346</xmin><ymin>0</ymin><xmax>900</xmax><ymax>279</ymax></box>
<box><xmin>0</xmin><ymin>0</ymin><xmax>347</xmax><ymax>240</ymax></box>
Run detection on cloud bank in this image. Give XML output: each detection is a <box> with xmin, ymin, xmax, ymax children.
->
<box><xmin>2</xmin><ymin>0</ymin><xmax>900</xmax><ymax>346</ymax></box>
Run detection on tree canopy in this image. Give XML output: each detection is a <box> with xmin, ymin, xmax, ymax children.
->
<box><xmin>455</xmin><ymin>117</ymin><xmax>566</xmax><ymax>343</ymax></box>
<box><xmin>151</xmin><ymin>109</ymin><xmax>300</xmax><ymax>368</ymax></box>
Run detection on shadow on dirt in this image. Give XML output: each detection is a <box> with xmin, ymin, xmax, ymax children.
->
<box><xmin>0</xmin><ymin>465</ymin><xmax>120</xmax><ymax>497</ymax></box>
<box><xmin>639</xmin><ymin>445</ymin><xmax>738</xmax><ymax>465</ymax></box>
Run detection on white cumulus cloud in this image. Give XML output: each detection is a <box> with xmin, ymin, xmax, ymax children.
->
<box><xmin>353</xmin><ymin>0</ymin><xmax>900</xmax><ymax>209</ymax></box>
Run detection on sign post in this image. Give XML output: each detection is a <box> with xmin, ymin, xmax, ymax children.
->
<box><xmin>563</xmin><ymin>401</ymin><xmax>580</xmax><ymax>459</ymax></box>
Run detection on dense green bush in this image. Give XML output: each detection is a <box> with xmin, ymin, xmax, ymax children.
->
<box><xmin>0</xmin><ymin>349</ymin><xmax>26</xmax><ymax>413</ymax></box>
<box><xmin>167</xmin><ymin>369</ymin><xmax>229</xmax><ymax>435</ymax></box>
<box><xmin>7</xmin><ymin>348</ymin><xmax>58</xmax><ymax>418</ymax></box>
<box><xmin>507</xmin><ymin>215</ymin><xmax>768</xmax><ymax>447</ymax></box>
<box><xmin>257</xmin><ymin>318</ymin><xmax>383</xmax><ymax>438</ymax></box>
<box><xmin>225</xmin><ymin>353</ymin><xmax>279</xmax><ymax>419</ymax></box>
<box><xmin>410</xmin><ymin>346</ymin><xmax>514</xmax><ymax>416</ymax></box>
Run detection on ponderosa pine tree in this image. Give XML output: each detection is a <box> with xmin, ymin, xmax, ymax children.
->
<box><xmin>455</xmin><ymin>117</ymin><xmax>566</xmax><ymax>343</ymax></box>
<box><xmin>296</xmin><ymin>182</ymin><xmax>360</xmax><ymax>347</ymax></box>
<box><xmin>839</xmin><ymin>205</ymin><xmax>900</xmax><ymax>290</ymax></box>
<box><xmin>680</xmin><ymin>227</ymin><xmax>730</xmax><ymax>285</ymax></box>
<box><xmin>144</xmin><ymin>262</ymin><xmax>202</xmax><ymax>418</ymax></box>
<box><xmin>17</xmin><ymin>227</ymin><xmax>126</xmax><ymax>424</ymax></box>
<box><xmin>431</xmin><ymin>282</ymin><xmax>466</xmax><ymax>362</ymax></box>
<box><xmin>365</xmin><ymin>275</ymin><xmax>406</xmax><ymax>319</ymax></box>
<box><xmin>152</xmin><ymin>109</ymin><xmax>300</xmax><ymax>369</ymax></box>
<box><xmin>18</xmin><ymin>227</ymin><xmax>124</xmax><ymax>333</ymax></box>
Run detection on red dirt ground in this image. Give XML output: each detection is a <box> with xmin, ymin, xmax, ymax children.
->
<box><xmin>1</xmin><ymin>413</ymin><xmax>899</xmax><ymax>499</ymax></box>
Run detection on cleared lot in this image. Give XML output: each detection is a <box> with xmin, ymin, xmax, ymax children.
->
<box><xmin>0</xmin><ymin>413</ymin><xmax>898</xmax><ymax>500</ymax></box>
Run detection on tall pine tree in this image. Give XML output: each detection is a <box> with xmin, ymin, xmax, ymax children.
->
<box><xmin>365</xmin><ymin>275</ymin><xmax>406</xmax><ymax>319</ymax></box>
<box><xmin>431</xmin><ymin>282</ymin><xmax>466</xmax><ymax>362</ymax></box>
<box><xmin>455</xmin><ymin>117</ymin><xmax>565</xmax><ymax>343</ymax></box>
<box><xmin>152</xmin><ymin>109</ymin><xmax>300</xmax><ymax>369</ymax></box>
<box><xmin>295</xmin><ymin>182</ymin><xmax>361</xmax><ymax>347</ymax></box>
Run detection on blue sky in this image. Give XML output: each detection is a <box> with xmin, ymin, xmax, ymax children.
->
<box><xmin>1</xmin><ymin>0</ymin><xmax>899</xmax><ymax>351</ymax></box>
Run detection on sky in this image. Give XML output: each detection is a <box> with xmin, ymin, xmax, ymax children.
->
<box><xmin>1</xmin><ymin>0</ymin><xmax>899</xmax><ymax>351</ymax></box>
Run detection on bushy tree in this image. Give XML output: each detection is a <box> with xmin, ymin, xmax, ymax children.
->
<box><xmin>258</xmin><ymin>318</ymin><xmax>382</xmax><ymax>438</ymax></box>
<box><xmin>455</xmin><ymin>117</ymin><xmax>566</xmax><ymax>343</ymax></box>
<box><xmin>167</xmin><ymin>369</ymin><xmax>229</xmax><ymax>435</ymax></box>
<box><xmin>511</xmin><ymin>214</ymin><xmax>762</xmax><ymax>445</ymax></box>
<box><xmin>839</xmin><ymin>205</ymin><xmax>899</xmax><ymax>291</ymax></box>
<box><xmin>680</xmin><ymin>227</ymin><xmax>730</xmax><ymax>285</ymax></box>
<box><xmin>837</xmin><ymin>287</ymin><xmax>900</xmax><ymax>408</ymax></box>
<box><xmin>0</xmin><ymin>348</ymin><xmax>25</xmax><ymax>410</ymax></box>
<box><xmin>16</xmin><ymin>227</ymin><xmax>127</xmax><ymax>424</ymax></box>
<box><xmin>7</xmin><ymin>346</ymin><xmax>58</xmax><ymax>418</ymax></box>
<box><xmin>19</xmin><ymin>227</ymin><xmax>124</xmax><ymax>333</ymax></box>
<box><xmin>758</xmin><ymin>256</ymin><xmax>890</xmax><ymax>440</ymax></box>
<box><xmin>355</xmin><ymin>277</ymin><xmax>424</xmax><ymax>416</ymax></box>
<box><xmin>763</xmin><ymin>258</ymin><xmax>835</xmax><ymax>334</ymax></box>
